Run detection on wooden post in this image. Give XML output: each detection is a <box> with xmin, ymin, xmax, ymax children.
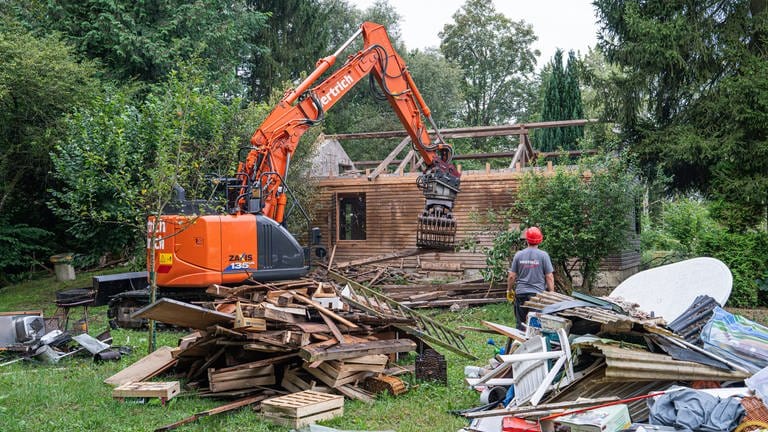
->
<box><xmin>515</xmin><ymin>162</ymin><xmax>521</xmax><ymax>172</ymax></box>
<box><xmin>547</xmin><ymin>161</ymin><xmax>553</xmax><ymax>172</ymax></box>
<box><xmin>396</xmin><ymin>149</ymin><xmax>414</xmax><ymax>175</ymax></box>
<box><xmin>485</xmin><ymin>162</ymin><xmax>491</xmax><ymax>174</ymax></box>
<box><xmin>368</xmin><ymin>137</ymin><xmax>411</xmax><ymax>181</ymax></box>
<box><xmin>293</xmin><ymin>294</ymin><xmax>359</xmax><ymax>329</ymax></box>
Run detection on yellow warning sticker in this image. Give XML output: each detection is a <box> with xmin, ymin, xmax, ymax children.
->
<box><xmin>159</xmin><ymin>253</ymin><xmax>173</xmax><ymax>265</ymax></box>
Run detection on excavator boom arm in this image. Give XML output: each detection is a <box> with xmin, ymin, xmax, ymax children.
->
<box><xmin>244</xmin><ymin>22</ymin><xmax>460</xmax><ymax>249</ymax></box>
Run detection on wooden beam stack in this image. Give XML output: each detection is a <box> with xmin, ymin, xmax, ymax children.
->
<box><xmin>116</xmin><ymin>278</ymin><xmax>420</xmax><ymax>409</ymax></box>
<box><xmin>333</xmin><ymin>261</ymin><xmax>506</xmax><ymax>308</ymax></box>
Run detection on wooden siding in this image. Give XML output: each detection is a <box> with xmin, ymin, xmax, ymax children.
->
<box><xmin>312</xmin><ymin>168</ymin><xmax>640</xmax><ymax>273</ymax></box>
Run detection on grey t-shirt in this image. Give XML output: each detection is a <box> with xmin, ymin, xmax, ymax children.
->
<box><xmin>509</xmin><ymin>247</ymin><xmax>554</xmax><ymax>295</ymax></box>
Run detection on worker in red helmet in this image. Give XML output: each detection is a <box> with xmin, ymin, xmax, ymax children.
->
<box><xmin>507</xmin><ymin>226</ymin><xmax>554</xmax><ymax>330</ymax></box>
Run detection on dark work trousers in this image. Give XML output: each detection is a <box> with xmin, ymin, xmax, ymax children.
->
<box><xmin>514</xmin><ymin>292</ymin><xmax>537</xmax><ymax>330</ymax></box>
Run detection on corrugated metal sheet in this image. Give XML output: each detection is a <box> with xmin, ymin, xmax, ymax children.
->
<box><xmin>577</xmin><ymin>342</ymin><xmax>749</xmax><ymax>382</ymax></box>
<box><xmin>667</xmin><ymin>295</ymin><xmax>718</xmax><ymax>343</ymax></box>
<box><xmin>524</xmin><ymin>291</ymin><xmax>644</xmax><ymax>331</ymax></box>
<box><xmin>545</xmin><ymin>363</ymin><xmax>674</xmax><ymax>421</ymax></box>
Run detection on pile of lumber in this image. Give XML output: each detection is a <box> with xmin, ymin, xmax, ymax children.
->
<box><xmin>377</xmin><ymin>281</ymin><xmax>506</xmax><ymax>308</ymax></box>
<box><xmin>108</xmin><ymin>279</ymin><xmax>417</xmax><ymax>413</ymax></box>
<box><xmin>333</xmin><ymin>263</ymin><xmax>505</xmax><ymax>308</ymax></box>
<box><xmin>333</xmin><ymin>264</ymin><xmax>423</xmax><ymax>286</ymax></box>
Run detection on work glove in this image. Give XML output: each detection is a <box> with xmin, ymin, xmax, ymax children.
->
<box><xmin>506</xmin><ymin>287</ymin><xmax>515</xmax><ymax>303</ymax></box>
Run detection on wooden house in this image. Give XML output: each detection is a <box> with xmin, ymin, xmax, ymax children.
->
<box><xmin>309</xmin><ymin>121</ymin><xmax>641</xmax><ymax>288</ymax></box>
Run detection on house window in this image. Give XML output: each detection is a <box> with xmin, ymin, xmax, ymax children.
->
<box><xmin>338</xmin><ymin>193</ymin><xmax>366</xmax><ymax>240</ymax></box>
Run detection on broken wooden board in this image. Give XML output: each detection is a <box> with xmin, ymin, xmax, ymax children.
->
<box><xmin>154</xmin><ymin>394</ymin><xmax>269</xmax><ymax>432</ymax></box>
<box><xmin>481</xmin><ymin>320</ymin><xmax>528</xmax><ymax>343</ymax></box>
<box><xmin>281</xmin><ymin>368</ymin><xmax>333</xmax><ymax>394</ymax></box>
<box><xmin>299</xmin><ymin>338</ymin><xmax>416</xmax><ymax>363</ymax></box>
<box><xmin>131</xmin><ymin>298</ymin><xmax>234</xmax><ymax>330</ymax></box>
<box><xmin>293</xmin><ymin>294</ymin><xmax>358</xmax><ymax>329</ymax></box>
<box><xmin>261</xmin><ymin>390</ymin><xmax>344</xmax><ymax>428</ymax></box>
<box><xmin>208</xmin><ymin>364</ymin><xmax>275</xmax><ymax>393</ymax></box>
<box><xmin>252</xmin><ymin>304</ymin><xmax>305</xmax><ymax>324</ymax></box>
<box><xmin>420</xmin><ymin>261</ymin><xmax>463</xmax><ymax>272</ymax></box>
<box><xmin>104</xmin><ymin>346</ymin><xmax>177</xmax><ymax>386</ymax></box>
<box><xmin>234</xmin><ymin>302</ymin><xmax>267</xmax><ymax>331</ymax></box>
<box><xmin>334</xmin><ymin>248</ymin><xmax>422</xmax><ymax>269</ymax></box>
<box><xmin>304</xmin><ymin>355</ymin><xmax>388</xmax><ymax>387</ymax></box>
<box><xmin>212</xmin><ymin>353</ymin><xmax>297</xmax><ymax>375</ymax></box>
<box><xmin>334</xmin><ymin>384</ymin><xmax>376</xmax><ymax>403</ymax></box>
<box><xmin>113</xmin><ymin>381</ymin><xmax>180</xmax><ymax>401</ymax></box>
<box><xmin>363</xmin><ymin>374</ymin><xmax>408</xmax><ymax>396</ymax></box>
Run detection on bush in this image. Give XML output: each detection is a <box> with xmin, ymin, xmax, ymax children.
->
<box><xmin>695</xmin><ymin>229</ymin><xmax>768</xmax><ymax>307</ymax></box>
<box><xmin>642</xmin><ymin>196</ymin><xmax>768</xmax><ymax>307</ymax></box>
<box><xmin>473</xmin><ymin>156</ymin><xmax>640</xmax><ymax>293</ymax></box>
<box><xmin>641</xmin><ymin>197</ymin><xmax>717</xmax><ymax>255</ymax></box>
<box><xmin>50</xmin><ymin>66</ymin><xmax>246</xmax><ymax>265</ymax></box>
<box><xmin>0</xmin><ymin>222</ymin><xmax>53</xmax><ymax>285</ymax></box>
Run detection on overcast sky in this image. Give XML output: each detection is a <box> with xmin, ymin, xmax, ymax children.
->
<box><xmin>348</xmin><ymin>0</ymin><xmax>600</xmax><ymax>68</ymax></box>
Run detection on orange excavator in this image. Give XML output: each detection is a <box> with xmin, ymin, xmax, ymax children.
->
<box><xmin>141</xmin><ymin>22</ymin><xmax>460</xmax><ymax>298</ymax></box>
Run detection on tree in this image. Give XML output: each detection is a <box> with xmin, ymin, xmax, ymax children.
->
<box><xmin>50</xmin><ymin>66</ymin><xmax>246</xmax><ymax>266</ymax></box>
<box><xmin>245</xmin><ymin>0</ymin><xmax>339</xmax><ymax>102</ymax></box>
<box><xmin>476</xmin><ymin>159</ymin><xmax>638</xmax><ymax>292</ymax></box>
<box><xmin>41</xmin><ymin>0</ymin><xmax>267</xmax><ymax>90</ymax></box>
<box><xmin>537</xmin><ymin>50</ymin><xmax>585</xmax><ymax>151</ymax></box>
<box><xmin>439</xmin><ymin>0</ymin><xmax>539</xmax><ymax>138</ymax></box>
<box><xmin>576</xmin><ymin>47</ymin><xmax>622</xmax><ymax>150</ymax></box>
<box><xmin>594</xmin><ymin>0</ymin><xmax>768</xmax><ymax>229</ymax></box>
<box><xmin>0</xmin><ymin>20</ymin><xmax>99</xmax><ymax>280</ymax></box>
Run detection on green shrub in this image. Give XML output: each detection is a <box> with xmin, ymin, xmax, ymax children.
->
<box><xmin>0</xmin><ymin>222</ymin><xmax>53</xmax><ymax>285</ymax></box>
<box><xmin>696</xmin><ymin>229</ymin><xmax>768</xmax><ymax>307</ymax></box>
<box><xmin>642</xmin><ymin>197</ymin><xmax>768</xmax><ymax>307</ymax></box>
<box><xmin>472</xmin><ymin>157</ymin><xmax>640</xmax><ymax>293</ymax></box>
<box><xmin>641</xmin><ymin>197</ymin><xmax>718</xmax><ymax>255</ymax></box>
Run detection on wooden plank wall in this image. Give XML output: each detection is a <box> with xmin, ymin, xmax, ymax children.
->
<box><xmin>314</xmin><ymin>169</ymin><xmax>520</xmax><ymax>273</ymax></box>
<box><xmin>313</xmin><ymin>168</ymin><xmax>640</xmax><ymax>274</ymax></box>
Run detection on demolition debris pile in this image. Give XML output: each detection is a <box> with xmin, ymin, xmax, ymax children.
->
<box><xmin>459</xmin><ymin>259</ymin><xmax>768</xmax><ymax>432</ymax></box>
<box><xmin>104</xmin><ymin>274</ymin><xmax>474</xmax><ymax>430</ymax></box>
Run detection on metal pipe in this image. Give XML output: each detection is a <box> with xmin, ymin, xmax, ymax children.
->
<box><xmin>285</xmin><ymin>27</ymin><xmax>363</xmax><ymax>105</ymax></box>
<box><xmin>332</xmin><ymin>27</ymin><xmax>363</xmax><ymax>58</ymax></box>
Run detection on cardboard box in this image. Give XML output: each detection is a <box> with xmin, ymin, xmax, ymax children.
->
<box><xmin>555</xmin><ymin>404</ymin><xmax>631</xmax><ymax>432</ymax></box>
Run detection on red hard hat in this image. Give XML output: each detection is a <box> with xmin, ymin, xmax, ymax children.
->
<box><xmin>525</xmin><ymin>227</ymin><xmax>543</xmax><ymax>245</ymax></box>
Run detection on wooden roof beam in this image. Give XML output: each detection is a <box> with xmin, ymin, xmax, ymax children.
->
<box><xmin>367</xmin><ymin>136</ymin><xmax>411</xmax><ymax>181</ymax></box>
<box><xmin>325</xmin><ymin>119</ymin><xmax>597</xmax><ymax>141</ymax></box>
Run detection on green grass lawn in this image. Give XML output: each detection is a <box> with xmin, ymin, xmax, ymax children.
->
<box><xmin>0</xmin><ymin>273</ymin><xmax>515</xmax><ymax>432</ymax></box>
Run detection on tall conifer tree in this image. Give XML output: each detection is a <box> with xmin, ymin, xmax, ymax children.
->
<box><xmin>538</xmin><ymin>49</ymin><xmax>584</xmax><ymax>151</ymax></box>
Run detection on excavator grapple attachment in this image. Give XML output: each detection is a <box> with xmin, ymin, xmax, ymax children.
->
<box><xmin>416</xmin><ymin>207</ymin><xmax>457</xmax><ymax>250</ymax></box>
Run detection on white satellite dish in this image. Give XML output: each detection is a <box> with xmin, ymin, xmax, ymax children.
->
<box><xmin>610</xmin><ymin>257</ymin><xmax>732</xmax><ymax>322</ymax></box>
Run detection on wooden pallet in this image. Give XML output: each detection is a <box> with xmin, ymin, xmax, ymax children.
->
<box><xmin>112</xmin><ymin>381</ymin><xmax>180</xmax><ymax>404</ymax></box>
<box><xmin>261</xmin><ymin>390</ymin><xmax>344</xmax><ymax>428</ymax></box>
<box><xmin>303</xmin><ymin>354</ymin><xmax>388</xmax><ymax>387</ymax></box>
<box><xmin>208</xmin><ymin>364</ymin><xmax>275</xmax><ymax>393</ymax></box>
